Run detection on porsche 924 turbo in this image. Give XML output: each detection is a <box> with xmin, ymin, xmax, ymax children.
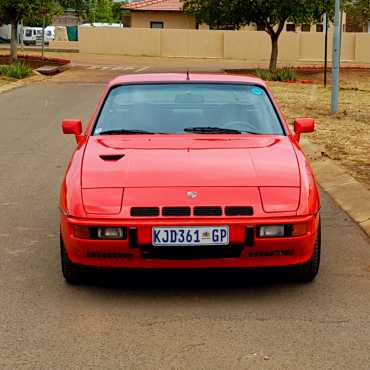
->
<box><xmin>60</xmin><ymin>73</ymin><xmax>320</xmax><ymax>284</ymax></box>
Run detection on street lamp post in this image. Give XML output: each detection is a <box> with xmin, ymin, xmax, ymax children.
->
<box><xmin>331</xmin><ymin>0</ymin><xmax>341</xmax><ymax>113</ymax></box>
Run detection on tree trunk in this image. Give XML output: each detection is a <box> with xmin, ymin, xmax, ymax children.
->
<box><xmin>269</xmin><ymin>35</ymin><xmax>279</xmax><ymax>72</ymax></box>
<box><xmin>10</xmin><ymin>20</ymin><xmax>18</xmax><ymax>62</ymax></box>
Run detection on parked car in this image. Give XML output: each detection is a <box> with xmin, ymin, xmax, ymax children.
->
<box><xmin>60</xmin><ymin>73</ymin><xmax>321</xmax><ymax>285</ymax></box>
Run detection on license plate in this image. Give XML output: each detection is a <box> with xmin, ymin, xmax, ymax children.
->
<box><xmin>152</xmin><ymin>226</ymin><xmax>229</xmax><ymax>246</ymax></box>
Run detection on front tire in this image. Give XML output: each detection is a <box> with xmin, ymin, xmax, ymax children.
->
<box><xmin>60</xmin><ymin>237</ymin><xmax>87</xmax><ymax>285</ymax></box>
<box><xmin>292</xmin><ymin>220</ymin><xmax>321</xmax><ymax>283</ymax></box>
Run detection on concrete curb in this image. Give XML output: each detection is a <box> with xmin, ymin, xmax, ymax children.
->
<box><xmin>0</xmin><ymin>73</ymin><xmax>48</xmax><ymax>95</ymax></box>
<box><xmin>301</xmin><ymin>138</ymin><xmax>370</xmax><ymax>238</ymax></box>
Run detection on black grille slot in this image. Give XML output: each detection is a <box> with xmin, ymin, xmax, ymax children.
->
<box><xmin>131</xmin><ymin>207</ymin><xmax>160</xmax><ymax>217</ymax></box>
<box><xmin>86</xmin><ymin>251</ymin><xmax>133</xmax><ymax>259</ymax></box>
<box><xmin>245</xmin><ymin>227</ymin><xmax>255</xmax><ymax>247</ymax></box>
<box><xmin>141</xmin><ymin>245</ymin><xmax>243</xmax><ymax>260</ymax></box>
<box><xmin>225</xmin><ymin>206</ymin><xmax>254</xmax><ymax>216</ymax></box>
<box><xmin>162</xmin><ymin>207</ymin><xmax>191</xmax><ymax>216</ymax></box>
<box><xmin>194</xmin><ymin>206</ymin><xmax>222</xmax><ymax>216</ymax></box>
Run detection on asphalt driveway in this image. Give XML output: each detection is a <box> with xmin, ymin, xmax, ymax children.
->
<box><xmin>0</xmin><ymin>75</ymin><xmax>370</xmax><ymax>370</ymax></box>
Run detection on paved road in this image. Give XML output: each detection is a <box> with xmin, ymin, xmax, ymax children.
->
<box><xmin>1</xmin><ymin>72</ymin><xmax>370</xmax><ymax>370</ymax></box>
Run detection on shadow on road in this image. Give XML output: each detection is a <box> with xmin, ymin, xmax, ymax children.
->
<box><xmin>76</xmin><ymin>267</ymin><xmax>308</xmax><ymax>293</ymax></box>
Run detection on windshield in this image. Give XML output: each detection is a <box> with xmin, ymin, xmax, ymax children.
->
<box><xmin>93</xmin><ymin>83</ymin><xmax>284</xmax><ymax>135</ymax></box>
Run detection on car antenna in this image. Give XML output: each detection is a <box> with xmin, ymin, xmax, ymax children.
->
<box><xmin>186</xmin><ymin>70</ymin><xmax>190</xmax><ymax>81</ymax></box>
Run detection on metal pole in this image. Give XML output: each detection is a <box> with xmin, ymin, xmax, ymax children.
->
<box><xmin>20</xmin><ymin>19</ymin><xmax>24</xmax><ymax>53</ymax></box>
<box><xmin>331</xmin><ymin>0</ymin><xmax>341</xmax><ymax>113</ymax></box>
<box><xmin>324</xmin><ymin>13</ymin><xmax>328</xmax><ymax>88</ymax></box>
<box><xmin>41</xmin><ymin>15</ymin><xmax>46</xmax><ymax>59</ymax></box>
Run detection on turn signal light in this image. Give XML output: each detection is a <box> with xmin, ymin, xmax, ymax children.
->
<box><xmin>292</xmin><ymin>223</ymin><xmax>308</xmax><ymax>236</ymax></box>
<box><xmin>73</xmin><ymin>225</ymin><xmax>91</xmax><ymax>239</ymax></box>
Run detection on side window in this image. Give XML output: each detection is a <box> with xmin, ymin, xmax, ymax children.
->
<box><xmin>150</xmin><ymin>21</ymin><xmax>164</xmax><ymax>29</ymax></box>
<box><xmin>286</xmin><ymin>23</ymin><xmax>296</xmax><ymax>32</ymax></box>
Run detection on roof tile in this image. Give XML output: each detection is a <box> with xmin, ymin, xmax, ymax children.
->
<box><xmin>122</xmin><ymin>0</ymin><xmax>183</xmax><ymax>12</ymax></box>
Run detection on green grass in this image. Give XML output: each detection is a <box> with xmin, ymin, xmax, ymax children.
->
<box><xmin>0</xmin><ymin>62</ymin><xmax>33</xmax><ymax>79</ymax></box>
<box><xmin>255</xmin><ymin>67</ymin><xmax>297</xmax><ymax>82</ymax></box>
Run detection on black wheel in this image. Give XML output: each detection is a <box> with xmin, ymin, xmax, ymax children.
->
<box><xmin>60</xmin><ymin>236</ymin><xmax>87</xmax><ymax>285</ymax></box>
<box><xmin>292</xmin><ymin>220</ymin><xmax>321</xmax><ymax>283</ymax></box>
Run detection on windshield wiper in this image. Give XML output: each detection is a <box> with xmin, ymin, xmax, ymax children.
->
<box><xmin>99</xmin><ymin>129</ymin><xmax>155</xmax><ymax>135</ymax></box>
<box><xmin>184</xmin><ymin>126</ymin><xmax>262</xmax><ymax>135</ymax></box>
<box><xmin>184</xmin><ymin>126</ymin><xmax>243</xmax><ymax>134</ymax></box>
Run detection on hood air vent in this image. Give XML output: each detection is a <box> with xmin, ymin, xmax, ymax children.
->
<box><xmin>99</xmin><ymin>154</ymin><xmax>125</xmax><ymax>161</ymax></box>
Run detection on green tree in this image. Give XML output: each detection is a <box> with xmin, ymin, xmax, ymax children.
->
<box><xmin>95</xmin><ymin>0</ymin><xmax>114</xmax><ymax>23</ymax></box>
<box><xmin>183</xmin><ymin>0</ymin><xmax>334</xmax><ymax>71</ymax></box>
<box><xmin>58</xmin><ymin>0</ymin><xmax>89</xmax><ymax>18</ymax></box>
<box><xmin>346</xmin><ymin>0</ymin><xmax>370</xmax><ymax>29</ymax></box>
<box><xmin>60</xmin><ymin>0</ymin><xmax>121</xmax><ymax>24</ymax></box>
<box><xmin>23</xmin><ymin>1</ymin><xmax>63</xmax><ymax>27</ymax></box>
<box><xmin>0</xmin><ymin>0</ymin><xmax>59</xmax><ymax>60</ymax></box>
<box><xmin>0</xmin><ymin>0</ymin><xmax>32</xmax><ymax>60</ymax></box>
<box><xmin>112</xmin><ymin>2</ymin><xmax>123</xmax><ymax>23</ymax></box>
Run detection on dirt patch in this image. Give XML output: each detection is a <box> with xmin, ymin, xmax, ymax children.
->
<box><xmin>0</xmin><ymin>54</ymin><xmax>70</xmax><ymax>69</ymax></box>
<box><xmin>269</xmin><ymin>76</ymin><xmax>370</xmax><ymax>190</ymax></box>
<box><xmin>0</xmin><ymin>77</ymin><xmax>10</xmax><ymax>86</ymax></box>
<box><xmin>296</xmin><ymin>68</ymin><xmax>370</xmax><ymax>91</ymax></box>
<box><xmin>227</xmin><ymin>68</ymin><xmax>370</xmax><ymax>90</ymax></box>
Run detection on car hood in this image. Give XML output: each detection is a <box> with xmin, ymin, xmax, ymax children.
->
<box><xmin>81</xmin><ymin>135</ymin><xmax>300</xmax><ymax>189</ymax></box>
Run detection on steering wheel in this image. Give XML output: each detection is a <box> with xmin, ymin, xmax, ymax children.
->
<box><xmin>221</xmin><ymin>120</ymin><xmax>257</xmax><ymax>133</ymax></box>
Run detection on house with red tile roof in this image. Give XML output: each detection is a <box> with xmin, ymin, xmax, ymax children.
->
<box><xmin>121</xmin><ymin>0</ymin><xmax>354</xmax><ymax>33</ymax></box>
<box><xmin>122</xmin><ymin>0</ymin><xmax>198</xmax><ymax>29</ymax></box>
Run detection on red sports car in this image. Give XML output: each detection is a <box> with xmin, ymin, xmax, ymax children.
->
<box><xmin>60</xmin><ymin>73</ymin><xmax>320</xmax><ymax>284</ymax></box>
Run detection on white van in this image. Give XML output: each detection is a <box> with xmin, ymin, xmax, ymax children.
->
<box><xmin>44</xmin><ymin>26</ymin><xmax>55</xmax><ymax>44</ymax></box>
<box><xmin>23</xmin><ymin>26</ymin><xmax>55</xmax><ymax>45</ymax></box>
<box><xmin>22</xmin><ymin>27</ymin><xmax>43</xmax><ymax>45</ymax></box>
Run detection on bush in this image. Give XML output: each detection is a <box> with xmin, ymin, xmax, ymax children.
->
<box><xmin>0</xmin><ymin>62</ymin><xmax>33</xmax><ymax>79</ymax></box>
<box><xmin>255</xmin><ymin>67</ymin><xmax>297</xmax><ymax>82</ymax></box>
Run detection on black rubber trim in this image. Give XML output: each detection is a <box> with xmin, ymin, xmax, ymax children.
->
<box><xmin>129</xmin><ymin>227</ymin><xmax>139</xmax><ymax>248</ymax></box>
<box><xmin>245</xmin><ymin>227</ymin><xmax>255</xmax><ymax>247</ymax></box>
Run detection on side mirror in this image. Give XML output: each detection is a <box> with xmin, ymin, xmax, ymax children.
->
<box><xmin>294</xmin><ymin>118</ymin><xmax>315</xmax><ymax>142</ymax></box>
<box><xmin>62</xmin><ymin>119</ymin><xmax>82</xmax><ymax>143</ymax></box>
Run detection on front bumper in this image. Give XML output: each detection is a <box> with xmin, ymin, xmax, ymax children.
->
<box><xmin>60</xmin><ymin>214</ymin><xmax>319</xmax><ymax>269</ymax></box>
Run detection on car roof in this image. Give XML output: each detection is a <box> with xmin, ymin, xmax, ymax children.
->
<box><xmin>108</xmin><ymin>73</ymin><xmax>267</xmax><ymax>88</ymax></box>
